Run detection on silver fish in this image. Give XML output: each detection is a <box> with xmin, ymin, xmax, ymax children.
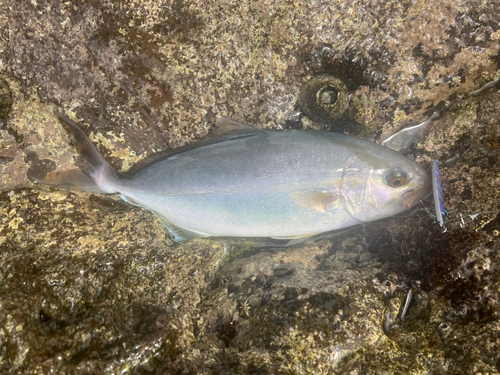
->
<box><xmin>35</xmin><ymin>116</ymin><xmax>431</xmax><ymax>242</ymax></box>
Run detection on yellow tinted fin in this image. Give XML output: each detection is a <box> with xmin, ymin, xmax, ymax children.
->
<box><xmin>32</xmin><ymin>114</ymin><xmax>120</xmax><ymax>194</ymax></box>
<box><xmin>31</xmin><ymin>169</ymin><xmax>104</xmax><ymax>193</ymax></box>
<box><xmin>57</xmin><ymin>115</ymin><xmax>117</xmax><ymax>180</ymax></box>
<box><xmin>289</xmin><ymin>190</ymin><xmax>339</xmax><ymax>212</ymax></box>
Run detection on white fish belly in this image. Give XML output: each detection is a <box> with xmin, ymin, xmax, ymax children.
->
<box><xmin>121</xmin><ymin>190</ymin><xmax>359</xmax><ymax>238</ymax></box>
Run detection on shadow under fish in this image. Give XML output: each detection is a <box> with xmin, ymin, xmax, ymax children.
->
<box><xmin>32</xmin><ymin>114</ymin><xmax>431</xmax><ymax>246</ymax></box>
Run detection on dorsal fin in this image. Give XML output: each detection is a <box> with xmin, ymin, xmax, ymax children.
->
<box><xmin>203</xmin><ymin>117</ymin><xmax>265</xmax><ymax>140</ymax></box>
<box><xmin>124</xmin><ymin>117</ymin><xmax>266</xmax><ymax>176</ymax></box>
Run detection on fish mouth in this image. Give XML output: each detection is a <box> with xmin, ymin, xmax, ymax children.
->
<box><xmin>402</xmin><ymin>176</ymin><xmax>432</xmax><ymax>210</ymax></box>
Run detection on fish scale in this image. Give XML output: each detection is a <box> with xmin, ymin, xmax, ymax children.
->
<box><xmin>35</xmin><ymin>115</ymin><xmax>432</xmax><ymax>243</ymax></box>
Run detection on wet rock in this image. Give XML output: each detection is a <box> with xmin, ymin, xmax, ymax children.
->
<box><xmin>0</xmin><ymin>77</ymin><xmax>12</xmax><ymax>119</ymax></box>
<box><xmin>0</xmin><ymin>0</ymin><xmax>499</xmax><ymax>373</ymax></box>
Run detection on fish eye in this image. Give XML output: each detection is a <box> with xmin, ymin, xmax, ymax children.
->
<box><xmin>384</xmin><ymin>169</ymin><xmax>407</xmax><ymax>188</ymax></box>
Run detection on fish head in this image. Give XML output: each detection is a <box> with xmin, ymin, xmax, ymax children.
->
<box><xmin>338</xmin><ymin>141</ymin><xmax>431</xmax><ymax>223</ymax></box>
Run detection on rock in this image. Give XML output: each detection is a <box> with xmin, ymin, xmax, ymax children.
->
<box><xmin>0</xmin><ymin>0</ymin><xmax>499</xmax><ymax>373</ymax></box>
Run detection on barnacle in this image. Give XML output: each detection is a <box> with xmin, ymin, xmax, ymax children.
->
<box><xmin>297</xmin><ymin>75</ymin><xmax>349</xmax><ymax>124</ymax></box>
<box><xmin>296</xmin><ymin>73</ymin><xmax>380</xmax><ymax>137</ymax></box>
<box><xmin>438</xmin><ymin>322</ymin><xmax>452</xmax><ymax>340</ymax></box>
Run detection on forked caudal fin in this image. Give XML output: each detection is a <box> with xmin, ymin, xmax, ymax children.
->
<box><xmin>32</xmin><ymin>114</ymin><xmax>120</xmax><ymax>194</ymax></box>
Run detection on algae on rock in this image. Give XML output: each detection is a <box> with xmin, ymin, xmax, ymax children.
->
<box><xmin>0</xmin><ymin>0</ymin><xmax>499</xmax><ymax>373</ymax></box>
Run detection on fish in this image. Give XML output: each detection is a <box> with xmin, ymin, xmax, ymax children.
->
<box><xmin>34</xmin><ymin>115</ymin><xmax>432</xmax><ymax>243</ymax></box>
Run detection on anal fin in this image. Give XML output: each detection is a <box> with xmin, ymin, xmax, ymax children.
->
<box><xmin>158</xmin><ymin>218</ymin><xmax>209</xmax><ymax>242</ymax></box>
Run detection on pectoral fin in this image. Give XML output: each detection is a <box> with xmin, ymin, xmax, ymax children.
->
<box><xmin>289</xmin><ymin>190</ymin><xmax>339</xmax><ymax>212</ymax></box>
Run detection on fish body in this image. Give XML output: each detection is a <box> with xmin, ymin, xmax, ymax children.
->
<box><xmin>38</xmin><ymin>116</ymin><xmax>431</xmax><ymax>242</ymax></box>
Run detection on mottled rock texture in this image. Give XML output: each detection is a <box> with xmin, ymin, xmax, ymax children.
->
<box><xmin>0</xmin><ymin>0</ymin><xmax>499</xmax><ymax>373</ymax></box>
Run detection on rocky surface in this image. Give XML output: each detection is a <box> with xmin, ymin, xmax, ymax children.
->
<box><xmin>0</xmin><ymin>0</ymin><xmax>499</xmax><ymax>373</ymax></box>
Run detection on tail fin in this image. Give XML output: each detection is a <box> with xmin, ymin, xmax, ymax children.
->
<box><xmin>32</xmin><ymin>114</ymin><xmax>120</xmax><ymax>194</ymax></box>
